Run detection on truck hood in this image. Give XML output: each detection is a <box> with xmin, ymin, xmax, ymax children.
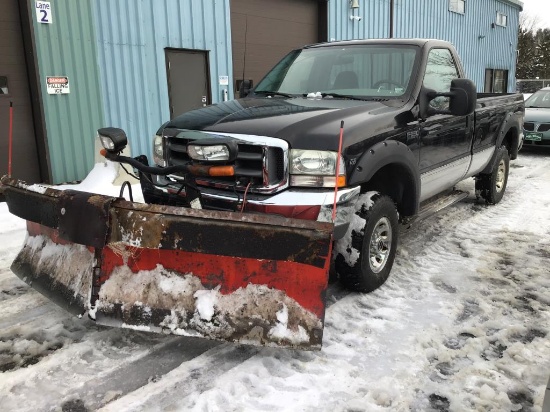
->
<box><xmin>164</xmin><ymin>97</ymin><xmax>407</xmax><ymax>150</ymax></box>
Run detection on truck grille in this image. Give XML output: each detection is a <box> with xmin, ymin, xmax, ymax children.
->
<box><xmin>165</xmin><ymin>135</ymin><xmax>287</xmax><ymax>193</ymax></box>
<box><xmin>537</xmin><ymin>123</ymin><xmax>550</xmax><ymax>132</ymax></box>
<box><xmin>524</xmin><ymin>122</ymin><xmax>535</xmax><ymax>131</ymax></box>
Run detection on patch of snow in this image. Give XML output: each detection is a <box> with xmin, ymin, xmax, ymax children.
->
<box><xmin>121</xmin><ymin>323</ymin><xmax>151</xmax><ymax>332</ymax></box>
<box><xmin>24</xmin><ymin>184</ymin><xmax>48</xmax><ymax>194</ymax></box>
<box><xmin>333</xmin><ymin>191</ymin><xmax>378</xmax><ymax>266</ymax></box>
<box><xmin>94</xmin><ymin>261</ymin><xmax>321</xmax><ymax>346</ymax></box>
<box><xmin>268</xmin><ymin>304</ymin><xmax>310</xmax><ymax>345</ymax></box>
<box><xmin>194</xmin><ymin>288</ymin><xmax>220</xmax><ymax>321</ymax></box>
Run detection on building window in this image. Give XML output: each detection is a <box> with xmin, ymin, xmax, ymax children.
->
<box><xmin>449</xmin><ymin>0</ymin><xmax>465</xmax><ymax>14</ymax></box>
<box><xmin>485</xmin><ymin>69</ymin><xmax>508</xmax><ymax>93</ymax></box>
<box><xmin>0</xmin><ymin>76</ymin><xmax>8</xmax><ymax>95</ymax></box>
<box><xmin>496</xmin><ymin>12</ymin><xmax>508</xmax><ymax>27</ymax></box>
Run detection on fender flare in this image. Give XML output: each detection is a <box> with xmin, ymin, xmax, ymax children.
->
<box><xmin>348</xmin><ymin>140</ymin><xmax>420</xmax><ymax>216</ymax></box>
<box><xmin>481</xmin><ymin>113</ymin><xmax>521</xmax><ymax>174</ymax></box>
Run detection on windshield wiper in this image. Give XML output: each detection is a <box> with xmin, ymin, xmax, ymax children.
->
<box><xmin>303</xmin><ymin>92</ymin><xmax>372</xmax><ymax>101</ymax></box>
<box><xmin>254</xmin><ymin>90</ymin><xmax>295</xmax><ymax>98</ymax></box>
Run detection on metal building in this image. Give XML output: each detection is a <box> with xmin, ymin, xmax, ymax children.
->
<box><xmin>0</xmin><ymin>0</ymin><xmax>521</xmax><ymax>184</ymax></box>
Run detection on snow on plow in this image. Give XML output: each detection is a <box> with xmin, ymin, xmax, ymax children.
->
<box><xmin>1</xmin><ymin>176</ymin><xmax>333</xmax><ymax>350</ymax></box>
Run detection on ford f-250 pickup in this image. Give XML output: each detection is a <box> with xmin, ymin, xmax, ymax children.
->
<box><xmin>0</xmin><ymin>39</ymin><xmax>524</xmax><ymax>349</ymax></box>
<box><xmin>147</xmin><ymin>38</ymin><xmax>524</xmax><ymax>291</ymax></box>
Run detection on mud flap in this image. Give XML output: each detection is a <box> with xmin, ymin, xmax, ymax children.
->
<box><xmin>1</xmin><ymin>177</ymin><xmax>333</xmax><ymax>350</ymax></box>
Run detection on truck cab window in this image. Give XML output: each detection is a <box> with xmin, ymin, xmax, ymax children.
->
<box><xmin>423</xmin><ymin>48</ymin><xmax>459</xmax><ymax>110</ymax></box>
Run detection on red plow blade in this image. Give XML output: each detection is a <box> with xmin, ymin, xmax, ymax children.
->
<box><xmin>2</xmin><ymin>177</ymin><xmax>333</xmax><ymax>349</ymax></box>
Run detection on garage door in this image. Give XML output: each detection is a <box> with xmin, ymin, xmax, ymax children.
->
<box><xmin>0</xmin><ymin>0</ymin><xmax>41</xmax><ymax>183</ymax></box>
<box><xmin>231</xmin><ymin>0</ymin><xmax>322</xmax><ymax>92</ymax></box>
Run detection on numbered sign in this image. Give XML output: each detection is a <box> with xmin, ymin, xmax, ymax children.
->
<box><xmin>36</xmin><ymin>1</ymin><xmax>52</xmax><ymax>24</ymax></box>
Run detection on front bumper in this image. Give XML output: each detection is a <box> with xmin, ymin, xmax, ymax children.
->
<box><xmin>153</xmin><ymin>176</ymin><xmax>361</xmax><ymax>240</ymax></box>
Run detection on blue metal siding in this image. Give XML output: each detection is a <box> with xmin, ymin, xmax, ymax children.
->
<box><xmin>328</xmin><ymin>0</ymin><xmax>521</xmax><ymax>92</ymax></box>
<box><xmin>329</xmin><ymin>0</ymin><xmax>388</xmax><ymax>41</ymax></box>
<box><xmin>31</xmin><ymin>0</ymin><xmax>104</xmax><ymax>183</ymax></box>
<box><xmin>93</xmin><ymin>0</ymin><xmax>233</xmax><ymax>160</ymax></box>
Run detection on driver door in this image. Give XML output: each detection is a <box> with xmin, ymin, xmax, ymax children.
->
<box><xmin>419</xmin><ymin>48</ymin><xmax>472</xmax><ymax>201</ymax></box>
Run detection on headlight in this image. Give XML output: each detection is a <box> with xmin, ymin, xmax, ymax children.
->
<box><xmin>187</xmin><ymin>137</ymin><xmax>239</xmax><ymax>163</ymax></box>
<box><xmin>188</xmin><ymin>143</ymin><xmax>234</xmax><ymax>162</ymax></box>
<box><xmin>97</xmin><ymin>127</ymin><xmax>128</xmax><ymax>153</ymax></box>
<box><xmin>290</xmin><ymin>150</ymin><xmax>344</xmax><ymax>175</ymax></box>
<box><xmin>153</xmin><ymin>134</ymin><xmax>165</xmax><ymax>166</ymax></box>
<box><xmin>289</xmin><ymin>150</ymin><xmax>346</xmax><ymax>187</ymax></box>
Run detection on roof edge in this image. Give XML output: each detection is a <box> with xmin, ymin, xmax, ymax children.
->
<box><xmin>499</xmin><ymin>0</ymin><xmax>523</xmax><ymax>11</ymax></box>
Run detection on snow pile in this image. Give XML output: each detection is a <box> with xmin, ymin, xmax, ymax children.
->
<box><xmin>55</xmin><ymin>160</ymin><xmax>143</xmax><ymax>202</ymax></box>
<box><xmin>95</xmin><ymin>262</ymin><xmax>321</xmax><ymax>347</ymax></box>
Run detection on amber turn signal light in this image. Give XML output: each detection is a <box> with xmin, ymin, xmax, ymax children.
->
<box><xmin>208</xmin><ymin>166</ymin><xmax>235</xmax><ymax>177</ymax></box>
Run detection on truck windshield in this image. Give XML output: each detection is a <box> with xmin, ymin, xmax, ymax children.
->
<box><xmin>255</xmin><ymin>45</ymin><xmax>419</xmax><ymax>99</ymax></box>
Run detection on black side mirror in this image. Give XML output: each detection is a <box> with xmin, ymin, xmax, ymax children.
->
<box><xmin>238</xmin><ymin>79</ymin><xmax>253</xmax><ymax>98</ymax></box>
<box><xmin>448</xmin><ymin>79</ymin><xmax>477</xmax><ymax>116</ymax></box>
<box><xmin>419</xmin><ymin>78</ymin><xmax>477</xmax><ymax>120</ymax></box>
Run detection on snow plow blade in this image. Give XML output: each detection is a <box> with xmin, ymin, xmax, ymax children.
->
<box><xmin>1</xmin><ymin>176</ymin><xmax>333</xmax><ymax>350</ymax></box>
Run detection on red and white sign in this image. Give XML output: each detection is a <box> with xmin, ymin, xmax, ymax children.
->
<box><xmin>46</xmin><ymin>76</ymin><xmax>70</xmax><ymax>94</ymax></box>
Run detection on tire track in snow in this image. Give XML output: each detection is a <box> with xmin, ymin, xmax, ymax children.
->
<box><xmin>405</xmin><ymin>153</ymin><xmax>550</xmax><ymax>410</ymax></box>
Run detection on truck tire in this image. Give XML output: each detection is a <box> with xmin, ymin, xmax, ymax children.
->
<box><xmin>334</xmin><ymin>192</ymin><xmax>398</xmax><ymax>293</ymax></box>
<box><xmin>476</xmin><ymin>146</ymin><xmax>509</xmax><ymax>205</ymax></box>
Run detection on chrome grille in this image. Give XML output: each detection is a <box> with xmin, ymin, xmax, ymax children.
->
<box><xmin>165</xmin><ymin>134</ymin><xmax>287</xmax><ymax>194</ymax></box>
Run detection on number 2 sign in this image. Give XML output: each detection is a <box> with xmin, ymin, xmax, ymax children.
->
<box><xmin>36</xmin><ymin>1</ymin><xmax>52</xmax><ymax>24</ymax></box>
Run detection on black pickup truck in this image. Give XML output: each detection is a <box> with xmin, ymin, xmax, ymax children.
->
<box><xmin>0</xmin><ymin>38</ymin><xmax>525</xmax><ymax>349</ymax></box>
<box><xmin>147</xmin><ymin>39</ymin><xmax>524</xmax><ymax>292</ymax></box>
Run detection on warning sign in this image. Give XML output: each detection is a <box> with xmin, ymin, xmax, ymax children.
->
<box><xmin>46</xmin><ymin>76</ymin><xmax>70</xmax><ymax>94</ymax></box>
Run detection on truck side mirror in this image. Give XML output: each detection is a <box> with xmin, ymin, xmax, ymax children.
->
<box><xmin>448</xmin><ymin>79</ymin><xmax>477</xmax><ymax>116</ymax></box>
<box><xmin>238</xmin><ymin>79</ymin><xmax>253</xmax><ymax>98</ymax></box>
<box><xmin>419</xmin><ymin>78</ymin><xmax>477</xmax><ymax>120</ymax></box>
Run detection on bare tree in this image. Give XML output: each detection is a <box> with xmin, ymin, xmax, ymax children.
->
<box><xmin>516</xmin><ymin>12</ymin><xmax>540</xmax><ymax>80</ymax></box>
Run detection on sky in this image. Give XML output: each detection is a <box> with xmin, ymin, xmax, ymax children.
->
<box><xmin>521</xmin><ymin>0</ymin><xmax>550</xmax><ymax>29</ymax></box>
<box><xmin>0</xmin><ymin>154</ymin><xmax>549</xmax><ymax>410</ymax></box>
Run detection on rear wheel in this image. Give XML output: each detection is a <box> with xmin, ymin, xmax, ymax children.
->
<box><xmin>334</xmin><ymin>192</ymin><xmax>398</xmax><ymax>293</ymax></box>
<box><xmin>476</xmin><ymin>146</ymin><xmax>509</xmax><ymax>205</ymax></box>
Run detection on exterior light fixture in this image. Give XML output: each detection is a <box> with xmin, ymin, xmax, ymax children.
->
<box><xmin>350</xmin><ymin>0</ymin><xmax>360</xmax><ymax>9</ymax></box>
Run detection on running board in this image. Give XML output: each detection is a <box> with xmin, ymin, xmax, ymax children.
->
<box><xmin>405</xmin><ymin>190</ymin><xmax>469</xmax><ymax>226</ymax></box>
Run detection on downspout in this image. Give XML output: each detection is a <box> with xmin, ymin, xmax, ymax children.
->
<box><xmin>389</xmin><ymin>0</ymin><xmax>394</xmax><ymax>38</ymax></box>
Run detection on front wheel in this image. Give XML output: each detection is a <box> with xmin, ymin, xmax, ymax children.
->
<box><xmin>476</xmin><ymin>146</ymin><xmax>509</xmax><ymax>205</ymax></box>
<box><xmin>334</xmin><ymin>192</ymin><xmax>398</xmax><ymax>293</ymax></box>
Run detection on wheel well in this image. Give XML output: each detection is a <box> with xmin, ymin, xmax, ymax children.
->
<box><xmin>502</xmin><ymin>127</ymin><xmax>519</xmax><ymax>160</ymax></box>
<box><xmin>361</xmin><ymin>163</ymin><xmax>417</xmax><ymax>217</ymax></box>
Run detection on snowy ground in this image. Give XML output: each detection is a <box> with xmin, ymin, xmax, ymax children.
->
<box><xmin>0</xmin><ymin>150</ymin><xmax>549</xmax><ymax>412</ymax></box>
